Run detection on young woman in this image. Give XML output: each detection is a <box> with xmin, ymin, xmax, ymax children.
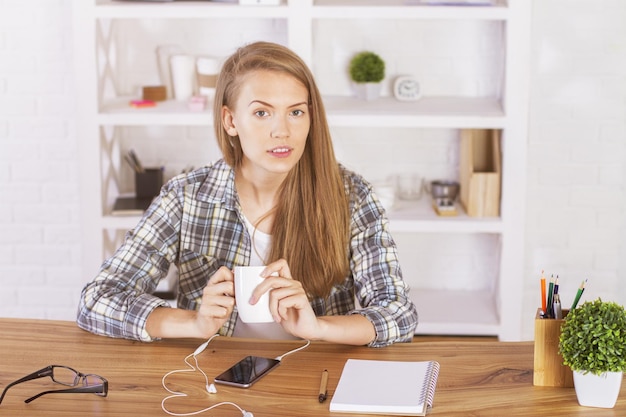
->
<box><xmin>77</xmin><ymin>41</ymin><xmax>418</xmax><ymax>347</ymax></box>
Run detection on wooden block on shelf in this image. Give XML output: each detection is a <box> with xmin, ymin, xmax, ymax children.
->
<box><xmin>459</xmin><ymin>129</ymin><xmax>501</xmax><ymax>217</ymax></box>
<box><xmin>432</xmin><ymin>200</ymin><xmax>458</xmax><ymax>216</ymax></box>
<box><xmin>142</xmin><ymin>85</ymin><xmax>167</xmax><ymax>102</ymax></box>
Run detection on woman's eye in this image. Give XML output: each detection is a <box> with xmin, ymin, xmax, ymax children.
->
<box><xmin>254</xmin><ymin>110</ymin><xmax>269</xmax><ymax>117</ymax></box>
<box><xmin>291</xmin><ymin>109</ymin><xmax>305</xmax><ymax>117</ymax></box>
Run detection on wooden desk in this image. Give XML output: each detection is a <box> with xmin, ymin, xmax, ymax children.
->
<box><xmin>0</xmin><ymin>318</ymin><xmax>624</xmax><ymax>416</ymax></box>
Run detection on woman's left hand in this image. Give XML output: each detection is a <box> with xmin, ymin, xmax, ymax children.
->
<box><xmin>249</xmin><ymin>258</ymin><xmax>322</xmax><ymax>340</ymax></box>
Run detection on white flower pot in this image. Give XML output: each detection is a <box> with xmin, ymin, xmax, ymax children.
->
<box><xmin>352</xmin><ymin>82</ymin><xmax>381</xmax><ymax>101</ymax></box>
<box><xmin>573</xmin><ymin>370</ymin><xmax>622</xmax><ymax>408</ymax></box>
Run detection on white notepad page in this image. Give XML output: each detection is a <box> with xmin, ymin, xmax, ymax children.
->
<box><xmin>329</xmin><ymin>359</ymin><xmax>440</xmax><ymax>416</ymax></box>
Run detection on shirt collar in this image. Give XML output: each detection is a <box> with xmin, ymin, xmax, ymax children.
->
<box><xmin>196</xmin><ymin>159</ymin><xmax>239</xmax><ymax>210</ymax></box>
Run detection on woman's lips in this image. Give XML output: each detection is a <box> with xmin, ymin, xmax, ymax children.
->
<box><xmin>268</xmin><ymin>146</ymin><xmax>293</xmax><ymax>158</ymax></box>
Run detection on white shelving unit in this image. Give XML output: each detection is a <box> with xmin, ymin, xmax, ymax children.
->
<box><xmin>73</xmin><ymin>0</ymin><xmax>530</xmax><ymax>341</ymax></box>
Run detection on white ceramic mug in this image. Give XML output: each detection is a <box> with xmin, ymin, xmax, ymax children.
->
<box><xmin>234</xmin><ymin>266</ymin><xmax>275</xmax><ymax>323</ymax></box>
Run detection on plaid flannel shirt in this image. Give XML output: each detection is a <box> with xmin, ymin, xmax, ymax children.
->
<box><xmin>77</xmin><ymin>159</ymin><xmax>418</xmax><ymax>347</ymax></box>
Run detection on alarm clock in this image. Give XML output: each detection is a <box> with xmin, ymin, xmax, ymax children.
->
<box><xmin>393</xmin><ymin>76</ymin><xmax>421</xmax><ymax>101</ymax></box>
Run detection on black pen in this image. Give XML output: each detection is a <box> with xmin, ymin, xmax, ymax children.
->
<box><xmin>124</xmin><ymin>154</ymin><xmax>140</xmax><ymax>173</ymax></box>
<box><xmin>128</xmin><ymin>149</ymin><xmax>145</xmax><ymax>173</ymax></box>
<box><xmin>318</xmin><ymin>369</ymin><xmax>328</xmax><ymax>403</ymax></box>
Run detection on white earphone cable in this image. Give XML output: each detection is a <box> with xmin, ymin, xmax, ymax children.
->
<box><xmin>161</xmin><ymin>335</ymin><xmax>310</xmax><ymax>416</ymax></box>
<box><xmin>162</xmin><ymin>334</ymin><xmax>249</xmax><ymax>416</ymax></box>
<box><xmin>274</xmin><ymin>339</ymin><xmax>311</xmax><ymax>361</ymax></box>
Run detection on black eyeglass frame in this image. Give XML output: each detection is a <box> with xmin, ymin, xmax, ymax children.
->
<box><xmin>0</xmin><ymin>364</ymin><xmax>108</xmax><ymax>405</ymax></box>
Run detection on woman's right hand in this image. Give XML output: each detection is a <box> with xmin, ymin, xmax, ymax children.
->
<box><xmin>146</xmin><ymin>266</ymin><xmax>235</xmax><ymax>340</ymax></box>
<box><xmin>194</xmin><ymin>266</ymin><xmax>236</xmax><ymax>337</ymax></box>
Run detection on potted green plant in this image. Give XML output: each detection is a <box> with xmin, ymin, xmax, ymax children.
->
<box><xmin>349</xmin><ymin>51</ymin><xmax>385</xmax><ymax>101</ymax></box>
<box><xmin>559</xmin><ymin>298</ymin><xmax>626</xmax><ymax>408</ymax></box>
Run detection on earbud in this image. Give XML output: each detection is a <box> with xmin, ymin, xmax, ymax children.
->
<box><xmin>242</xmin><ymin>412</ymin><xmax>254</xmax><ymax>417</ymax></box>
<box><xmin>206</xmin><ymin>383</ymin><xmax>217</xmax><ymax>394</ymax></box>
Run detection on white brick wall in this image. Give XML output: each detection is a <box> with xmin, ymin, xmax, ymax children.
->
<box><xmin>0</xmin><ymin>0</ymin><xmax>82</xmax><ymax>320</ymax></box>
<box><xmin>523</xmin><ymin>0</ymin><xmax>626</xmax><ymax>338</ymax></box>
<box><xmin>0</xmin><ymin>0</ymin><xmax>624</xmax><ymax>340</ymax></box>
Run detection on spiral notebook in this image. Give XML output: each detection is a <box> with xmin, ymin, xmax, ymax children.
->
<box><xmin>329</xmin><ymin>359</ymin><xmax>440</xmax><ymax>416</ymax></box>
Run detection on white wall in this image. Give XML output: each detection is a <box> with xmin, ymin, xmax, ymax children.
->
<box><xmin>0</xmin><ymin>0</ymin><xmax>624</xmax><ymax>340</ymax></box>
<box><xmin>523</xmin><ymin>0</ymin><xmax>626</xmax><ymax>338</ymax></box>
<box><xmin>0</xmin><ymin>0</ymin><xmax>81</xmax><ymax>319</ymax></box>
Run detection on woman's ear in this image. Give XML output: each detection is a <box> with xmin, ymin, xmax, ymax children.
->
<box><xmin>221</xmin><ymin>106</ymin><xmax>238</xmax><ymax>136</ymax></box>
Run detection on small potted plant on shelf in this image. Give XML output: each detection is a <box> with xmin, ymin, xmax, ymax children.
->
<box><xmin>558</xmin><ymin>298</ymin><xmax>626</xmax><ymax>408</ymax></box>
<box><xmin>349</xmin><ymin>51</ymin><xmax>385</xmax><ymax>101</ymax></box>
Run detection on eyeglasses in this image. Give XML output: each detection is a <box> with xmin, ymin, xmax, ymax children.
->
<box><xmin>0</xmin><ymin>365</ymin><xmax>108</xmax><ymax>405</ymax></box>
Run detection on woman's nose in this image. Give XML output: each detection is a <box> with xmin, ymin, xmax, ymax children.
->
<box><xmin>270</xmin><ymin>115</ymin><xmax>290</xmax><ymax>139</ymax></box>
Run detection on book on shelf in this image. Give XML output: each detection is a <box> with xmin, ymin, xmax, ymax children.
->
<box><xmin>111</xmin><ymin>196</ymin><xmax>153</xmax><ymax>216</ymax></box>
<box><xmin>329</xmin><ymin>359</ymin><xmax>440</xmax><ymax>416</ymax></box>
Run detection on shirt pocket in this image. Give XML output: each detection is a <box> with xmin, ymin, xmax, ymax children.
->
<box><xmin>176</xmin><ymin>251</ymin><xmax>221</xmax><ymax>310</ymax></box>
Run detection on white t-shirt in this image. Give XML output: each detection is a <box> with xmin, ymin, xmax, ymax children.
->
<box><xmin>232</xmin><ymin>215</ymin><xmax>298</xmax><ymax>340</ymax></box>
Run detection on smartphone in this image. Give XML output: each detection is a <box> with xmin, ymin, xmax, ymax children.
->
<box><xmin>214</xmin><ymin>356</ymin><xmax>281</xmax><ymax>388</ymax></box>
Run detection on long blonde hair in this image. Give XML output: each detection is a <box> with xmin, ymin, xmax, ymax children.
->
<box><xmin>214</xmin><ymin>41</ymin><xmax>350</xmax><ymax>297</ymax></box>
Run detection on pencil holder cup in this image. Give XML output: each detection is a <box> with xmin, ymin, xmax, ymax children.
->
<box><xmin>533</xmin><ymin>308</ymin><xmax>574</xmax><ymax>387</ymax></box>
<box><xmin>135</xmin><ymin>168</ymin><xmax>163</xmax><ymax>199</ymax></box>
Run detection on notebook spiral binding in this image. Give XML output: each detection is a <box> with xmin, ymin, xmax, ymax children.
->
<box><xmin>421</xmin><ymin>361</ymin><xmax>440</xmax><ymax>412</ymax></box>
